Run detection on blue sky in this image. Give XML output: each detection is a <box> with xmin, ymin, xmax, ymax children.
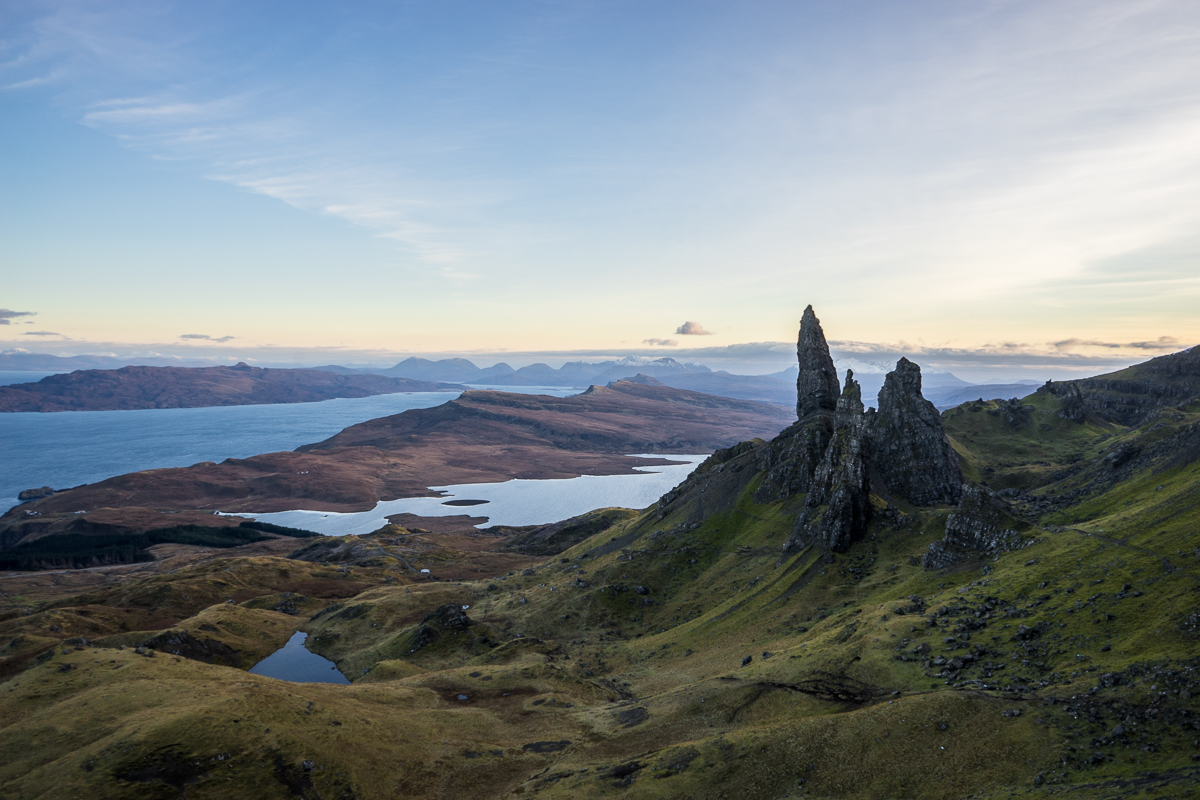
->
<box><xmin>2</xmin><ymin>1</ymin><xmax>1198</xmax><ymax>380</ymax></box>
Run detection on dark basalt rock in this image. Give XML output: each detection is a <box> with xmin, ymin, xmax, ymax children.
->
<box><xmin>753</xmin><ymin>415</ymin><xmax>834</xmax><ymax>503</ymax></box>
<box><xmin>139</xmin><ymin>630</ymin><xmax>242</xmax><ymax>667</ymax></box>
<box><xmin>796</xmin><ymin>305</ymin><xmax>841</xmax><ymax>419</ymax></box>
<box><xmin>409</xmin><ymin>603</ymin><xmax>474</xmax><ymax>653</ymax></box>
<box><xmin>870</xmin><ymin>358</ymin><xmax>963</xmax><ymax>506</ymax></box>
<box><xmin>1049</xmin><ymin>380</ymin><xmax>1087</xmax><ymax>423</ymax></box>
<box><xmin>784</xmin><ymin>371</ymin><xmax>872</xmax><ymax>554</ymax></box>
<box><xmin>1035</xmin><ymin>344</ymin><xmax>1200</xmax><ymax>426</ymax></box>
<box><xmin>923</xmin><ymin>485</ymin><xmax>1027</xmax><ymax>570</ymax></box>
<box><xmin>995</xmin><ymin>398</ymin><xmax>1034</xmax><ymax>428</ymax></box>
<box><xmin>421</xmin><ymin>603</ymin><xmax>472</xmax><ymax>629</ymax></box>
<box><xmin>755</xmin><ymin>306</ymin><xmax>840</xmax><ymax>502</ymax></box>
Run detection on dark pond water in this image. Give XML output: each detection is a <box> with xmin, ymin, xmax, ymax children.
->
<box><xmin>248</xmin><ymin>631</ymin><xmax>349</xmax><ymax>684</ymax></box>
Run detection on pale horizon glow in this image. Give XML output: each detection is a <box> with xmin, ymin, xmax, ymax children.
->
<box><xmin>2</xmin><ymin>1</ymin><xmax>1198</xmax><ymax>383</ymax></box>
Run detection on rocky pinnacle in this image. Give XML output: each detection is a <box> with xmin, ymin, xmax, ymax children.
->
<box><xmin>796</xmin><ymin>305</ymin><xmax>841</xmax><ymax>419</ymax></box>
<box><xmin>784</xmin><ymin>369</ymin><xmax>872</xmax><ymax>554</ymax></box>
<box><xmin>870</xmin><ymin>357</ymin><xmax>964</xmax><ymax>506</ymax></box>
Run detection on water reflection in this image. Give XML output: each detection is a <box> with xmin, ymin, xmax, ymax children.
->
<box><xmin>242</xmin><ymin>454</ymin><xmax>706</xmax><ymax>536</ymax></box>
<box><xmin>248</xmin><ymin>631</ymin><xmax>349</xmax><ymax>684</ymax></box>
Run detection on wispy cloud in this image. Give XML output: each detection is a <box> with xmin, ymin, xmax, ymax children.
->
<box><xmin>22</xmin><ymin>330</ymin><xmax>65</xmax><ymax>337</ymax></box>
<box><xmin>83</xmin><ymin>99</ymin><xmax>234</xmax><ymax>125</ymax></box>
<box><xmin>643</xmin><ymin>338</ymin><xmax>678</xmax><ymax>347</ymax></box>
<box><xmin>180</xmin><ymin>333</ymin><xmax>235</xmax><ymax>343</ymax></box>
<box><xmin>0</xmin><ymin>309</ymin><xmax>36</xmax><ymax>325</ymax></box>
<box><xmin>1051</xmin><ymin>336</ymin><xmax>1183</xmax><ymax>351</ymax></box>
<box><xmin>3</xmin><ymin>1</ymin><xmax>1199</xmax><ymax>353</ymax></box>
<box><xmin>2</xmin><ymin>71</ymin><xmax>62</xmax><ymax>91</ymax></box>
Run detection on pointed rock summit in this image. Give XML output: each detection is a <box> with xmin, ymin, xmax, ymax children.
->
<box><xmin>796</xmin><ymin>305</ymin><xmax>841</xmax><ymax>419</ymax></box>
<box><xmin>870</xmin><ymin>357</ymin><xmax>963</xmax><ymax>506</ymax></box>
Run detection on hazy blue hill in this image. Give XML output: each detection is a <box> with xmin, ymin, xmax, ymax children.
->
<box><xmin>926</xmin><ymin>382</ymin><xmax>1040</xmax><ymax>409</ymax></box>
<box><xmin>373</xmin><ymin>356</ymin><xmax>514</xmax><ymax>383</ymax></box>
<box><xmin>655</xmin><ymin>371</ymin><xmax>794</xmax><ymax>405</ymax></box>
<box><xmin>0</xmin><ymin>351</ymin><xmax>211</xmax><ymax>371</ymax></box>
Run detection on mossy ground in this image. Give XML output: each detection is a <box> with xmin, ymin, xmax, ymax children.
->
<box><xmin>1</xmin><ymin>396</ymin><xmax>1198</xmax><ymax>798</ymax></box>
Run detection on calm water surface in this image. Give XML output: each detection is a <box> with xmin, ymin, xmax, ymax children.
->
<box><xmin>0</xmin><ymin>393</ymin><xmax>459</xmax><ymax>513</ymax></box>
<box><xmin>243</xmin><ymin>455</ymin><xmax>707</xmax><ymax>535</ymax></box>
<box><xmin>248</xmin><ymin>631</ymin><xmax>350</xmax><ymax>684</ymax></box>
<box><xmin>0</xmin><ymin>386</ymin><xmax>582</xmax><ymax>515</ymax></box>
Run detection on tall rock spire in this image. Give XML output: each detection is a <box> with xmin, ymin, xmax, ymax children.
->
<box><xmin>796</xmin><ymin>305</ymin><xmax>841</xmax><ymax>419</ymax></box>
<box><xmin>870</xmin><ymin>358</ymin><xmax>963</xmax><ymax>506</ymax></box>
<box><xmin>783</xmin><ymin>370</ymin><xmax>872</xmax><ymax>554</ymax></box>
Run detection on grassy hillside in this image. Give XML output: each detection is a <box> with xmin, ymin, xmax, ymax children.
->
<box><xmin>0</xmin><ymin>394</ymin><xmax>1198</xmax><ymax>798</ymax></box>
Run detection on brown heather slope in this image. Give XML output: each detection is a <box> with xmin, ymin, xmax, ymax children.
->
<box><xmin>0</xmin><ymin>363</ymin><xmax>462</xmax><ymax>412</ymax></box>
<box><xmin>0</xmin><ymin>381</ymin><xmax>793</xmax><ymax>545</ymax></box>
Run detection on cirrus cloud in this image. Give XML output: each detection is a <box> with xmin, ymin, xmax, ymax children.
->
<box><xmin>643</xmin><ymin>338</ymin><xmax>678</xmax><ymax>347</ymax></box>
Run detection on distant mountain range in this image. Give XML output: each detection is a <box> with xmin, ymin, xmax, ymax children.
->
<box><xmin>3</xmin><ymin>350</ymin><xmax>1046</xmax><ymax>410</ymax></box>
<box><xmin>0</xmin><ymin>350</ymin><xmax>212</xmax><ymax>371</ymax></box>
<box><xmin>354</xmin><ymin>355</ymin><xmax>1032</xmax><ymax>409</ymax></box>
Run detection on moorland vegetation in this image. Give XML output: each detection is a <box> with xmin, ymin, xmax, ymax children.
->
<box><xmin>1</xmin><ymin>309</ymin><xmax>1198</xmax><ymax>799</ymax></box>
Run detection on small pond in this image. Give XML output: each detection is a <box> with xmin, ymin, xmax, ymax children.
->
<box><xmin>248</xmin><ymin>631</ymin><xmax>349</xmax><ymax>684</ymax></box>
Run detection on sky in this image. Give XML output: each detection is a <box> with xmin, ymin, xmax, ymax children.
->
<box><xmin>2</xmin><ymin>0</ymin><xmax>1198</xmax><ymax>382</ymax></box>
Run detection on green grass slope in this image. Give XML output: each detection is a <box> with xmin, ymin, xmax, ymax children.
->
<box><xmin>0</xmin><ymin>395</ymin><xmax>1198</xmax><ymax>799</ymax></box>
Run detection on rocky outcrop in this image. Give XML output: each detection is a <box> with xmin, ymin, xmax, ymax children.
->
<box><xmin>1050</xmin><ymin>381</ymin><xmax>1087</xmax><ymax>423</ymax></box>
<box><xmin>752</xmin><ymin>416</ymin><xmax>834</xmax><ymax>503</ymax></box>
<box><xmin>796</xmin><ymin>305</ymin><xmax>841</xmax><ymax>419</ymax></box>
<box><xmin>784</xmin><ymin>371</ymin><xmax>872</xmax><ymax>554</ymax></box>
<box><xmin>139</xmin><ymin>630</ymin><xmax>242</xmax><ymax>667</ymax></box>
<box><xmin>923</xmin><ymin>485</ymin><xmax>1027</xmax><ymax>570</ymax></box>
<box><xmin>754</xmin><ymin>306</ymin><xmax>840</xmax><ymax>502</ymax></box>
<box><xmin>1036</xmin><ymin>344</ymin><xmax>1200</xmax><ymax>426</ymax></box>
<box><xmin>409</xmin><ymin>604</ymin><xmax>474</xmax><ymax>653</ymax></box>
<box><xmin>870</xmin><ymin>358</ymin><xmax>963</xmax><ymax>506</ymax></box>
<box><xmin>17</xmin><ymin>487</ymin><xmax>55</xmax><ymax>502</ymax></box>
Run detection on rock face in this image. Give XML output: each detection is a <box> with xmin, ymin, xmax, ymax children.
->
<box><xmin>755</xmin><ymin>306</ymin><xmax>840</xmax><ymax>502</ymax></box>
<box><xmin>923</xmin><ymin>485</ymin><xmax>1026</xmax><ymax>570</ymax></box>
<box><xmin>784</xmin><ymin>371</ymin><xmax>872</xmax><ymax>554</ymax></box>
<box><xmin>796</xmin><ymin>305</ymin><xmax>841</xmax><ymax>419</ymax></box>
<box><xmin>870</xmin><ymin>358</ymin><xmax>963</xmax><ymax>506</ymax></box>
<box><xmin>1035</xmin><ymin>344</ymin><xmax>1200</xmax><ymax>426</ymax></box>
<box><xmin>753</xmin><ymin>416</ymin><xmax>834</xmax><ymax>503</ymax></box>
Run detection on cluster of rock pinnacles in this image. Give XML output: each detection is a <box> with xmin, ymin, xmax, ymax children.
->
<box><xmin>773</xmin><ymin>306</ymin><xmax>1003</xmax><ymax>565</ymax></box>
